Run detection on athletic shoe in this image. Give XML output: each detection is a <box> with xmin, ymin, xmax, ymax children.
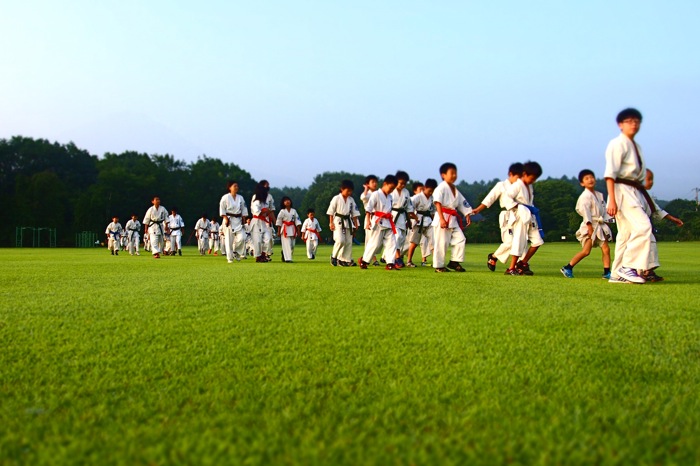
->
<box><xmin>115</xmin><ymin>251</ymin><xmax>119</xmax><ymax>255</ymax></box>
<box><xmin>385</xmin><ymin>263</ymin><xmax>399</xmax><ymax>270</ymax></box>
<box><xmin>214</xmin><ymin>252</ymin><xmax>218</xmax><ymax>256</ymax></box>
<box><xmin>111</xmin><ymin>251</ymin><xmax>114</xmax><ymax>255</ymax></box>
<box><xmin>434</xmin><ymin>267</ymin><xmax>450</xmax><ymax>273</ymax></box>
<box><xmin>560</xmin><ymin>267</ymin><xmax>574</xmax><ymax>278</ymax></box>
<box><xmin>331</xmin><ymin>257</ymin><xmax>338</xmax><ymax>266</ymax></box>
<box><xmin>255</xmin><ymin>256</ymin><xmax>266</xmax><ymax>263</ymax></box>
<box><xmin>349</xmin><ymin>260</ymin><xmax>358</xmax><ymax>267</ymax></box>
<box><xmin>380</xmin><ymin>258</ymin><xmax>386</xmax><ymax>264</ymax></box>
<box><xmin>208</xmin><ymin>249</ymin><xmax>212</xmax><ymax>254</ymax></box>
<box><xmin>602</xmin><ymin>271</ymin><xmax>611</xmax><ymax>280</ymax></box>
<box><xmin>516</xmin><ymin>261</ymin><xmax>533</xmax><ymax>275</ymax></box>
<box><xmin>447</xmin><ymin>261</ymin><xmax>465</xmax><ymax>272</ymax></box>
<box><xmin>178</xmin><ymin>250</ymin><xmax>182</xmax><ymax>256</ymax></box>
<box><xmin>154</xmin><ymin>253</ymin><xmax>160</xmax><ymax>259</ymax></box>
<box><xmin>608</xmin><ymin>276</ymin><xmax>632</xmax><ymax>284</ymax></box>
<box><xmin>359</xmin><ymin>259</ymin><xmax>368</xmax><ymax>269</ymax></box>
<box><xmin>311</xmin><ymin>254</ymin><xmax>315</xmax><ymax>260</ymax></box>
<box><xmin>227</xmin><ymin>259</ymin><xmax>234</xmax><ymax>264</ymax></box>
<box><xmin>421</xmin><ymin>261</ymin><xmax>428</xmax><ymax>267</ymax></box>
<box><xmin>339</xmin><ymin>261</ymin><xmax>350</xmax><ymax>267</ymax></box>
<box><xmin>372</xmin><ymin>261</ymin><xmax>381</xmax><ymax>267</ymax></box>
<box><xmin>406</xmin><ymin>262</ymin><xmax>417</xmax><ymax>268</ymax></box>
<box><xmin>504</xmin><ymin>268</ymin><xmax>522</xmax><ymax>276</ymax></box>
<box><xmin>642</xmin><ymin>270</ymin><xmax>664</xmax><ymax>282</ymax></box>
<box><xmin>487</xmin><ymin>253</ymin><xmax>497</xmax><ymax>272</ymax></box>
<box><xmin>396</xmin><ymin>258</ymin><xmax>405</xmax><ymax>268</ymax></box>
<box><xmin>617</xmin><ymin>267</ymin><xmax>645</xmax><ymax>284</ymax></box>
<box><xmin>135</xmin><ymin>252</ymin><xmax>140</xmax><ymax>256</ymax></box>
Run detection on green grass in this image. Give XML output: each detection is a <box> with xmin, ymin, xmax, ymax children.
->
<box><xmin>1</xmin><ymin>242</ymin><xmax>699</xmax><ymax>465</ymax></box>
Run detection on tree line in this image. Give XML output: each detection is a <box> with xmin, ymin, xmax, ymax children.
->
<box><xmin>1</xmin><ymin>136</ymin><xmax>698</xmax><ymax>247</ymax></box>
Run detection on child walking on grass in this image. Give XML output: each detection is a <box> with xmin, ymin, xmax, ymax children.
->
<box><xmin>561</xmin><ymin>169</ymin><xmax>613</xmax><ymax>279</ymax></box>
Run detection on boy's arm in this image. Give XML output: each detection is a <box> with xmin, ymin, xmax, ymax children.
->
<box><xmin>434</xmin><ymin>202</ymin><xmax>447</xmax><ymax>229</ymax></box>
<box><xmin>365</xmin><ymin>212</ymin><xmax>372</xmax><ymax>229</ymax></box>
<box><xmin>605</xmin><ymin>178</ymin><xmax>617</xmax><ymax>217</ymax></box>
<box><xmin>328</xmin><ymin>215</ymin><xmax>335</xmax><ymax>231</ymax></box>
<box><xmin>471</xmin><ymin>203</ymin><xmax>487</xmax><ymax>215</ymax></box>
<box><xmin>664</xmin><ymin>214</ymin><xmax>684</xmax><ymax>227</ymax></box>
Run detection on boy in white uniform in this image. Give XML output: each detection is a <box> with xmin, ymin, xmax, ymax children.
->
<box><xmin>194</xmin><ymin>214</ymin><xmax>211</xmax><ymax>255</ymax></box>
<box><xmin>326</xmin><ymin>179</ymin><xmax>360</xmax><ymax>267</ymax></box>
<box><xmin>605</xmin><ymin>108</ymin><xmax>654</xmax><ymax>284</ymax></box>
<box><xmin>561</xmin><ymin>169</ymin><xmax>613</xmax><ymax>279</ymax></box>
<box><xmin>252</xmin><ymin>180</ymin><xmax>277</xmax><ymax>258</ymax></box>
<box><xmin>250</xmin><ymin>184</ymin><xmax>273</xmax><ymax>262</ymax></box>
<box><xmin>143</xmin><ymin>196</ymin><xmax>169</xmax><ymax>259</ymax></box>
<box><xmin>219</xmin><ymin>180</ymin><xmax>249</xmax><ymax>263</ymax></box>
<box><xmin>391</xmin><ymin>171</ymin><xmax>417</xmax><ymax>268</ymax></box>
<box><xmin>406</xmin><ymin>179</ymin><xmax>437</xmax><ymax>267</ymax></box>
<box><xmin>105</xmin><ymin>216</ymin><xmax>123</xmax><ymax>255</ymax></box>
<box><xmin>360</xmin><ymin>175</ymin><xmax>399</xmax><ymax>270</ymax></box>
<box><xmin>360</xmin><ymin>175</ymin><xmax>381</xmax><ymax>266</ymax></box>
<box><xmin>472</xmin><ymin>163</ymin><xmax>523</xmax><ymax>272</ymax></box>
<box><xmin>167</xmin><ymin>208</ymin><xmax>185</xmax><ymax>256</ymax></box>
<box><xmin>276</xmin><ymin>196</ymin><xmax>302</xmax><ymax>262</ymax></box>
<box><xmin>208</xmin><ymin>217</ymin><xmax>220</xmax><ymax>255</ymax></box>
<box><xmin>124</xmin><ymin>214</ymin><xmax>142</xmax><ymax>256</ymax></box>
<box><xmin>432</xmin><ymin>163</ymin><xmax>473</xmax><ymax>273</ymax></box>
<box><xmin>301</xmin><ymin>208</ymin><xmax>322</xmax><ymax>259</ymax></box>
<box><xmin>502</xmin><ymin>161</ymin><xmax>544</xmax><ymax>275</ymax></box>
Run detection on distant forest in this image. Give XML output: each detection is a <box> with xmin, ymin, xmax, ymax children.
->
<box><xmin>2</xmin><ymin>136</ymin><xmax>698</xmax><ymax>247</ymax></box>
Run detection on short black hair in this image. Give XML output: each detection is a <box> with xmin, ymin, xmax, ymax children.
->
<box><xmin>307</xmin><ymin>208</ymin><xmax>315</xmax><ymax>214</ymax></box>
<box><xmin>384</xmin><ymin>174</ymin><xmax>398</xmax><ymax>185</ymax></box>
<box><xmin>616</xmin><ymin>108</ymin><xmax>643</xmax><ymax>123</ymax></box>
<box><xmin>578</xmin><ymin>169</ymin><xmax>595</xmax><ymax>183</ymax></box>
<box><xmin>171</xmin><ymin>207</ymin><xmax>178</xmax><ymax>212</ymax></box>
<box><xmin>395</xmin><ymin>170</ymin><xmax>410</xmax><ymax>182</ymax></box>
<box><xmin>424</xmin><ymin>178</ymin><xmax>438</xmax><ymax>189</ymax></box>
<box><xmin>226</xmin><ymin>180</ymin><xmax>238</xmax><ymax>189</ymax></box>
<box><xmin>364</xmin><ymin>174</ymin><xmax>378</xmax><ymax>184</ymax></box>
<box><xmin>411</xmin><ymin>182</ymin><xmax>424</xmax><ymax>192</ymax></box>
<box><xmin>340</xmin><ymin>179</ymin><xmax>354</xmax><ymax>191</ymax></box>
<box><xmin>523</xmin><ymin>161</ymin><xmax>542</xmax><ymax>178</ymax></box>
<box><xmin>202</xmin><ymin>213</ymin><xmax>208</xmax><ymax>219</ymax></box>
<box><xmin>508</xmin><ymin>162</ymin><xmax>524</xmax><ymax>175</ymax></box>
<box><xmin>280</xmin><ymin>196</ymin><xmax>293</xmax><ymax>207</ymax></box>
<box><xmin>439</xmin><ymin>162</ymin><xmax>457</xmax><ymax>174</ymax></box>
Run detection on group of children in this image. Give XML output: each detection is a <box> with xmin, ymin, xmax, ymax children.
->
<box><xmin>105</xmin><ymin>108</ymin><xmax>682</xmax><ymax>282</ymax></box>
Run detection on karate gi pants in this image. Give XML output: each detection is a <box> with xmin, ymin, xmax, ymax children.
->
<box><xmin>170</xmin><ymin>232</ymin><xmax>182</xmax><ymax>251</ymax></box>
<box><xmin>363</xmin><ymin>226</ymin><xmax>397</xmax><ymax>264</ymax></box>
<box><xmin>208</xmin><ymin>236</ymin><xmax>220</xmax><ymax>253</ymax></box>
<box><xmin>432</xmin><ymin>225</ymin><xmax>465</xmax><ymax>268</ymax></box>
<box><xmin>610</xmin><ymin>184</ymin><xmax>653</xmax><ymax>277</ymax></box>
<box><xmin>280</xmin><ymin>236</ymin><xmax>296</xmax><ymax>261</ymax></box>
<box><xmin>306</xmin><ymin>238</ymin><xmax>318</xmax><ymax>258</ymax></box>
<box><xmin>331</xmin><ymin>227</ymin><xmax>353</xmax><ymax>262</ymax></box>
<box><xmin>223</xmin><ymin>226</ymin><xmax>246</xmax><ymax>261</ymax></box>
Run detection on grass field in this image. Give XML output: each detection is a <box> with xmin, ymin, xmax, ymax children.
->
<box><xmin>1</xmin><ymin>242</ymin><xmax>699</xmax><ymax>465</ymax></box>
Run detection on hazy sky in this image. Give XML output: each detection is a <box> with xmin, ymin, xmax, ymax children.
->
<box><xmin>2</xmin><ymin>0</ymin><xmax>698</xmax><ymax>200</ymax></box>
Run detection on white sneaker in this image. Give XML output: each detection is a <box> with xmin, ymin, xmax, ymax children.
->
<box><xmin>609</xmin><ymin>276</ymin><xmax>632</xmax><ymax>284</ymax></box>
<box><xmin>617</xmin><ymin>267</ymin><xmax>646</xmax><ymax>284</ymax></box>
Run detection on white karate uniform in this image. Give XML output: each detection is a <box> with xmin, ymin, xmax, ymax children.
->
<box><xmin>208</xmin><ymin>221</ymin><xmax>220</xmax><ymax>253</ymax></box>
<box><xmin>124</xmin><ymin>219</ymin><xmax>141</xmax><ymax>255</ymax></box>
<box><xmin>362</xmin><ymin>190</ymin><xmax>397</xmax><ymax>264</ymax></box>
<box><xmin>503</xmin><ymin>179</ymin><xmax>544</xmax><ymax>260</ymax></box>
<box><xmin>252</xmin><ymin>193</ymin><xmax>276</xmax><ymax>255</ymax></box>
<box><xmin>408</xmin><ymin>192</ymin><xmax>434</xmax><ymax>259</ymax></box>
<box><xmin>194</xmin><ymin>218</ymin><xmax>211</xmax><ymax>254</ymax></box>
<box><xmin>604</xmin><ymin>132</ymin><xmax>653</xmax><ymax>276</ymax></box>
<box><xmin>478</xmin><ymin>179</ymin><xmax>515</xmax><ymax>264</ymax></box>
<box><xmin>167</xmin><ymin>214</ymin><xmax>185</xmax><ymax>252</ymax></box>
<box><xmin>143</xmin><ymin>232</ymin><xmax>150</xmax><ymax>251</ymax></box>
<box><xmin>143</xmin><ymin>205</ymin><xmax>169</xmax><ymax>255</ymax></box>
<box><xmin>250</xmin><ymin>199</ymin><xmax>272</xmax><ymax>258</ymax></box>
<box><xmin>276</xmin><ymin>208</ymin><xmax>302</xmax><ymax>261</ymax></box>
<box><xmin>301</xmin><ymin>218</ymin><xmax>322</xmax><ymax>259</ymax></box>
<box><xmin>105</xmin><ymin>222</ymin><xmax>123</xmax><ymax>252</ymax></box>
<box><xmin>575</xmin><ymin>190</ymin><xmax>613</xmax><ymax>247</ymax></box>
<box><xmin>431</xmin><ymin>181</ymin><xmax>472</xmax><ymax>268</ymax></box>
<box><xmin>391</xmin><ymin>188</ymin><xmax>414</xmax><ymax>254</ymax></box>
<box><xmin>219</xmin><ymin>193</ymin><xmax>249</xmax><ymax>262</ymax></box>
<box><xmin>326</xmin><ymin>194</ymin><xmax>360</xmax><ymax>262</ymax></box>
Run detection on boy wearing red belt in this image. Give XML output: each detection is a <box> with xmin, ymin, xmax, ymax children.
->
<box><xmin>432</xmin><ymin>163</ymin><xmax>473</xmax><ymax>273</ymax></box>
<box><xmin>360</xmin><ymin>175</ymin><xmax>399</xmax><ymax>270</ymax></box>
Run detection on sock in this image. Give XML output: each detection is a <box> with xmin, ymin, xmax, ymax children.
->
<box><xmin>604</xmin><ymin>267</ymin><xmax>611</xmax><ymax>274</ymax></box>
<box><xmin>564</xmin><ymin>264</ymin><xmax>573</xmax><ymax>271</ymax></box>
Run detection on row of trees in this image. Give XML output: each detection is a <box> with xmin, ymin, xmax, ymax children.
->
<box><xmin>1</xmin><ymin>136</ymin><xmax>698</xmax><ymax>247</ymax></box>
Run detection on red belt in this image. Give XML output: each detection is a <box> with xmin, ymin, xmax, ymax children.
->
<box><xmin>372</xmin><ymin>211</ymin><xmax>397</xmax><ymax>234</ymax></box>
<box><xmin>441</xmin><ymin>207</ymin><xmax>464</xmax><ymax>229</ymax></box>
<box><xmin>253</xmin><ymin>215</ymin><xmax>270</xmax><ymax>224</ymax></box>
<box><xmin>282</xmin><ymin>220</ymin><xmax>297</xmax><ymax>237</ymax></box>
<box><xmin>306</xmin><ymin>228</ymin><xmax>319</xmax><ymax>237</ymax></box>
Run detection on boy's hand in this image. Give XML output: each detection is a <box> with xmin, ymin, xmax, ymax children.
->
<box><xmin>607</xmin><ymin>199</ymin><xmax>617</xmax><ymax>217</ymax></box>
<box><xmin>465</xmin><ymin>215</ymin><xmax>471</xmax><ymax>227</ymax></box>
<box><xmin>329</xmin><ymin>224</ymin><xmax>335</xmax><ymax>231</ymax></box>
<box><xmin>667</xmin><ymin>215</ymin><xmax>684</xmax><ymax>227</ymax></box>
<box><xmin>587</xmin><ymin>224</ymin><xmax>594</xmax><ymax>237</ymax></box>
<box><xmin>440</xmin><ymin>218</ymin><xmax>447</xmax><ymax>229</ymax></box>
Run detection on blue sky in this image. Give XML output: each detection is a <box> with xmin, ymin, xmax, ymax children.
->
<box><xmin>1</xmin><ymin>0</ymin><xmax>698</xmax><ymax>200</ymax></box>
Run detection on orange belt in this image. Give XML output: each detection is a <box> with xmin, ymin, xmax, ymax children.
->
<box><xmin>372</xmin><ymin>211</ymin><xmax>397</xmax><ymax>234</ymax></box>
<box><xmin>253</xmin><ymin>215</ymin><xmax>270</xmax><ymax>224</ymax></box>
<box><xmin>441</xmin><ymin>207</ymin><xmax>464</xmax><ymax>229</ymax></box>
<box><xmin>282</xmin><ymin>220</ymin><xmax>297</xmax><ymax>237</ymax></box>
<box><xmin>306</xmin><ymin>228</ymin><xmax>319</xmax><ymax>237</ymax></box>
